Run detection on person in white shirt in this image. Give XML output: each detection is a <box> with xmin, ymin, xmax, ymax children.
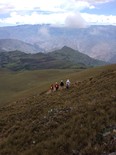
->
<box><xmin>66</xmin><ymin>79</ymin><xmax>70</xmax><ymax>89</ymax></box>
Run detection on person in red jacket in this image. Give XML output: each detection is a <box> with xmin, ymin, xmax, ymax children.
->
<box><xmin>55</xmin><ymin>82</ymin><xmax>59</xmax><ymax>91</ymax></box>
<box><xmin>50</xmin><ymin>84</ymin><xmax>54</xmax><ymax>92</ymax></box>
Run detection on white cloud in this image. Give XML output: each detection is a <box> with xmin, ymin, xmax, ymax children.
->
<box><xmin>75</xmin><ymin>0</ymin><xmax>114</xmax><ymax>4</ymax></box>
<box><xmin>65</xmin><ymin>12</ymin><xmax>88</xmax><ymax>28</ymax></box>
<box><xmin>0</xmin><ymin>0</ymin><xmax>114</xmax><ymax>10</ymax></box>
<box><xmin>38</xmin><ymin>26</ymin><xmax>51</xmax><ymax>38</ymax></box>
<box><xmin>82</xmin><ymin>13</ymin><xmax>116</xmax><ymax>25</ymax></box>
<box><xmin>1</xmin><ymin>11</ymin><xmax>67</xmax><ymax>25</ymax></box>
<box><xmin>1</xmin><ymin>0</ymin><xmax>113</xmax><ymax>13</ymax></box>
<box><xmin>0</xmin><ymin>0</ymin><xmax>66</xmax><ymax>13</ymax></box>
<box><xmin>1</xmin><ymin>10</ymin><xmax>116</xmax><ymax>26</ymax></box>
<box><xmin>0</xmin><ymin>0</ymin><xmax>115</xmax><ymax>26</ymax></box>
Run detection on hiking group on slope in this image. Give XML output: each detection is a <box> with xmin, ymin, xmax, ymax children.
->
<box><xmin>50</xmin><ymin>79</ymin><xmax>71</xmax><ymax>92</ymax></box>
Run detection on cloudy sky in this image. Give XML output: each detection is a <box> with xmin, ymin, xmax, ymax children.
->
<box><xmin>0</xmin><ymin>0</ymin><xmax>116</xmax><ymax>27</ymax></box>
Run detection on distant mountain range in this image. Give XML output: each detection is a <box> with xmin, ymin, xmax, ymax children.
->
<box><xmin>0</xmin><ymin>39</ymin><xmax>41</xmax><ymax>53</ymax></box>
<box><xmin>0</xmin><ymin>24</ymin><xmax>116</xmax><ymax>63</ymax></box>
<box><xmin>109</xmin><ymin>54</ymin><xmax>116</xmax><ymax>63</ymax></box>
<box><xmin>0</xmin><ymin>46</ymin><xmax>106</xmax><ymax>71</ymax></box>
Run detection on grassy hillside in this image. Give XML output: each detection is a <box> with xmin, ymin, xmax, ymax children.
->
<box><xmin>0</xmin><ymin>64</ymin><xmax>114</xmax><ymax>106</ymax></box>
<box><xmin>49</xmin><ymin>46</ymin><xmax>106</xmax><ymax>67</ymax></box>
<box><xmin>0</xmin><ymin>69</ymin><xmax>80</xmax><ymax>106</ymax></box>
<box><xmin>0</xmin><ymin>64</ymin><xmax>116</xmax><ymax>155</ymax></box>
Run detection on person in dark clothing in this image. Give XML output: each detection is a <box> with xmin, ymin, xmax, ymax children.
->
<box><xmin>60</xmin><ymin>80</ymin><xmax>64</xmax><ymax>90</ymax></box>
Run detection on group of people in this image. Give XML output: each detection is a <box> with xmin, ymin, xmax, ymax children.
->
<box><xmin>50</xmin><ymin>79</ymin><xmax>71</xmax><ymax>92</ymax></box>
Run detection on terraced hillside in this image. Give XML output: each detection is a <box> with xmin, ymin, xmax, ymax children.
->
<box><xmin>0</xmin><ymin>65</ymin><xmax>116</xmax><ymax>155</ymax></box>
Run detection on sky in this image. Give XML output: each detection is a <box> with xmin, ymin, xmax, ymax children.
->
<box><xmin>0</xmin><ymin>0</ymin><xmax>116</xmax><ymax>27</ymax></box>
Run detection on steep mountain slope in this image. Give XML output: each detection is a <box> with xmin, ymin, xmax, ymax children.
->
<box><xmin>0</xmin><ymin>47</ymin><xmax>106</xmax><ymax>71</ymax></box>
<box><xmin>0</xmin><ymin>39</ymin><xmax>41</xmax><ymax>53</ymax></box>
<box><xmin>0</xmin><ymin>64</ymin><xmax>116</xmax><ymax>155</ymax></box>
<box><xmin>0</xmin><ymin>25</ymin><xmax>116</xmax><ymax>62</ymax></box>
<box><xmin>49</xmin><ymin>46</ymin><xmax>106</xmax><ymax>67</ymax></box>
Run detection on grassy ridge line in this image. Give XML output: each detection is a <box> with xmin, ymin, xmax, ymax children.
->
<box><xmin>0</xmin><ymin>64</ymin><xmax>116</xmax><ymax>155</ymax></box>
<box><xmin>0</xmin><ymin>64</ymin><xmax>116</xmax><ymax>106</ymax></box>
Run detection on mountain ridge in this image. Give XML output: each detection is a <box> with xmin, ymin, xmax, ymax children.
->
<box><xmin>0</xmin><ymin>39</ymin><xmax>42</xmax><ymax>53</ymax></box>
<box><xmin>0</xmin><ymin>24</ymin><xmax>116</xmax><ymax>62</ymax></box>
<box><xmin>0</xmin><ymin>46</ymin><xmax>106</xmax><ymax>71</ymax></box>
